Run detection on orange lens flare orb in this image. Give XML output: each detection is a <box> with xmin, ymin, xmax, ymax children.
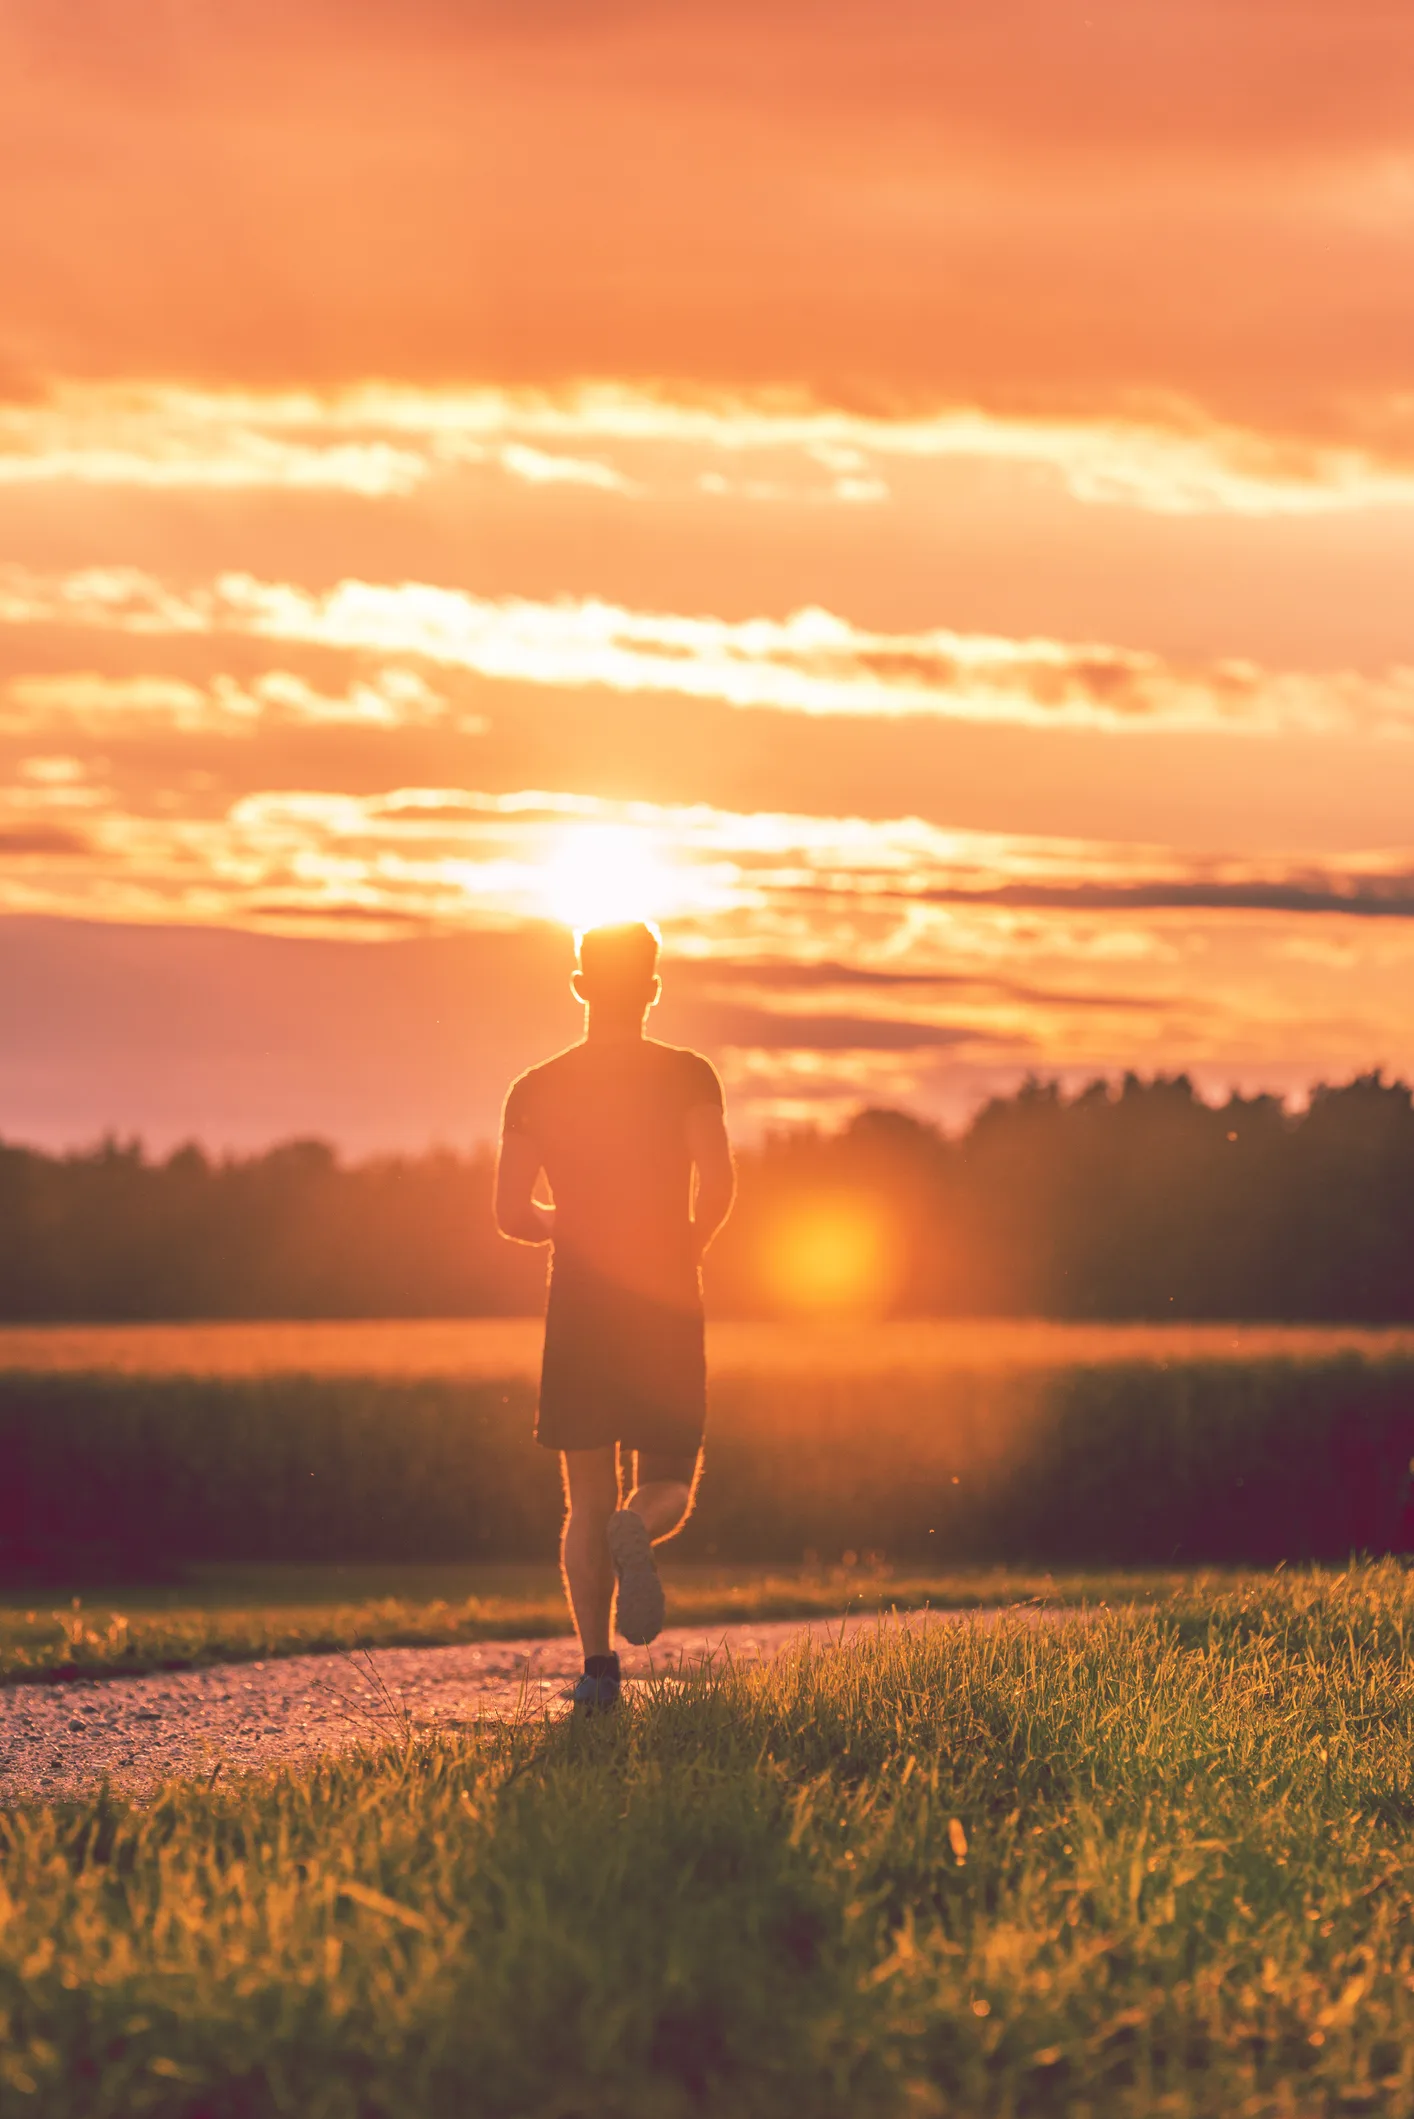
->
<box><xmin>765</xmin><ymin>1193</ymin><xmax>896</xmax><ymax>1315</ymax></box>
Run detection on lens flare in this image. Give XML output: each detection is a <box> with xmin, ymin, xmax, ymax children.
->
<box><xmin>542</xmin><ymin>824</ymin><xmax>677</xmax><ymax>933</ymax></box>
<box><xmin>764</xmin><ymin>1193</ymin><xmax>896</xmax><ymax>1315</ymax></box>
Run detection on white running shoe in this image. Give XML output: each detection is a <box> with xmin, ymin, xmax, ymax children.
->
<box><xmin>607</xmin><ymin>1509</ymin><xmax>666</xmax><ymax>1646</ymax></box>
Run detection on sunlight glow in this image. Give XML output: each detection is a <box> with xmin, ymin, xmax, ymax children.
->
<box><xmin>764</xmin><ymin>1194</ymin><xmax>897</xmax><ymax>1315</ymax></box>
<box><xmin>541</xmin><ymin>825</ymin><xmax>678</xmax><ymax>934</ymax></box>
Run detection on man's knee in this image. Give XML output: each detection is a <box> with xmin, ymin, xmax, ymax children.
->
<box><xmin>636</xmin><ymin>1448</ymin><xmax>701</xmax><ymax>1495</ymax></box>
<box><xmin>629</xmin><ymin>1449</ymin><xmax>701</xmax><ymax>1540</ymax></box>
<box><xmin>652</xmin><ymin>1484</ymin><xmax>694</xmax><ymax>1540</ymax></box>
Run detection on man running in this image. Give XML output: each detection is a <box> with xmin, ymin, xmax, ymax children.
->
<box><xmin>495</xmin><ymin>921</ymin><xmax>735</xmax><ymax>1713</ymax></box>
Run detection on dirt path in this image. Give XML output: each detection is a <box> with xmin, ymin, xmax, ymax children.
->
<box><xmin>0</xmin><ymin>1610</ymin><xmax>965</xmax><ymax>1806</ymax></box>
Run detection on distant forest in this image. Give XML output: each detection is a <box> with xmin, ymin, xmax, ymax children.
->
<box><xmin>2</xmin><ymin>1072</ymin><xmax>1413</xmax><ymax>1322</ymax></box>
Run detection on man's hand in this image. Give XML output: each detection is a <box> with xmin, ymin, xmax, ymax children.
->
<box><xmin>495</xmin><ymin>1131</ymin><xmax>556</xmax><ymax>1245</ymax></box>
<box><xmin>687</xmin><ymin>1104</ymin><xmax>735</xmax><ymax>1259</ymax></box>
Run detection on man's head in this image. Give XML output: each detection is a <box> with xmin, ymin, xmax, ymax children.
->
<box><xmin>572</xmin><ymin>921</ymin><xmax>662</xmax><ymax>1025</ymax></box>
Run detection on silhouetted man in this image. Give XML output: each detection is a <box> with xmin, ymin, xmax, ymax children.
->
<box><xmin>495</xmin><ymin>921</ymin><xmax>735</xmax><ymax>1713</ymax></box>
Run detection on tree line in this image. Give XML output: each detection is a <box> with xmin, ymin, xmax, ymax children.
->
<box><xmin>1</xmin><ymin>1071</ymin><xmax>1411</xmax><ymax>1321</ymax></box>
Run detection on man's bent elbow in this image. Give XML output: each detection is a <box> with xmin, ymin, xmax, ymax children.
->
<box><xmin>495</xmin><ymin>1200</ymin><xmax>543</xmax><ymax>1245</ymax></box>
<box><xmin>708</xmin><ymin>1163</ymin><xmax>737</xmax><ymax>1231</ymax></box>
<box><xmin>693</xmin><ymin>1179</ymin><xmax>735</xmax><ymax>1255</ymax></box>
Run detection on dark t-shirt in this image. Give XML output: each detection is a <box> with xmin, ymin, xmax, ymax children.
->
<box><xmin>502</xmin><ymin>1038</ymin><xmax>724</xmax><ymax>1310</ymax></box>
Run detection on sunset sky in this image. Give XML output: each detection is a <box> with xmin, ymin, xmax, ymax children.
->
<box><xmin>3</xmin><ymin>0</ymin><xmax>1414</xmax><ymax>1150</ymax></box>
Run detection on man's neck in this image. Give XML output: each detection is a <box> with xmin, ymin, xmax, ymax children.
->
<box><xmin>583</xmin><ymin>1010</ymin><xmax>647</xmax><ymax>1045</ymax></box>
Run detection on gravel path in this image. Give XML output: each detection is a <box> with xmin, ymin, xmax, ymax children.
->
<box><xmin>0</xmin><ymin>1611</ymin><xmax>958</xmax><ymax>1806</ymax></box>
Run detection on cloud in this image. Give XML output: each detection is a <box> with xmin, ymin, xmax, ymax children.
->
<box><xmin>2</xmin><ymin>675</ymin><xmax>214</xmax><ymax>733</ymax></box>
<box><xmin>497</xmin><ymin>442</ymin><xmax>635</xmax><ymax>493</ymax></box>
<box><xmin>1</xmin><ymin>665</ymin><xmax>465</xmax><ymax>737</ymax></box>
<box><xmin>714</xmin><ymin>1044</ymin><xmax>976</xmax><ymax>1131</ymax></box>
<box><xmin>214</xmin><ymin>667</ymin><xmax>456</xmax><ymax>730</ymax></box>
<box><xmin>16</xmin><ymin>754</ymin><xmax>90</xmax><ymax>787</ymax></box>
<box><xmin>3</xmin><ymin>775</ymin><xmax>1413</xmax><ymax>1109</ymax></box>
<box><xmin>0</xmin><ymin>392</ymin><xmax>637</xmax><ymax>506</ymax></box>
<box><xmin>4</xmin><ymin>384</ymin><xmax>1414</xmax><ymax>517</ymax></box>
<box><xmin>917</xmin><ymin>876</ymin><xmax>1414</xmax><ymax>920</ymax></box>
<box><xmin>2</xmin><ymin>774</ymin><xmax>1413</xmax><ymax>952</ymax></box>
<box><xmin>680</xmin><ymin>960</ymin><xmax>1172</xmax><ymax>1019</ymax></box>
<box><xmin>0</xmin><ymin>393</ymin><xmax>426</xmax><ymax>494</ymax></box>
<box><xmin>666</xmin><ymin>1001</ymin><xmax>981</xmax><ymax>1052</ymax></box>
<box><xmin>403</xmin><ymin>385</ymin><xmax>1414</xmax><ymax>518</ymax></box>
<box><xmin>7</xmin><ymin>563</ymin><xmax>1414</xmax><ymax>739</ymax></box>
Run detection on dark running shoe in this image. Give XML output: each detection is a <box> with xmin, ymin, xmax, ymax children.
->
<box><xmin>607</xmin><ymin>1508</ymin><xmax>666</xmax><ymax>1646</ymax></box>
<box><xmin>570</xmin><ymin>1661</ymin><xmax>621</xmax><ymax>1715</ymax></box>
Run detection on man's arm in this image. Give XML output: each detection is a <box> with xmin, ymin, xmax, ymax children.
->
<box><xmin>687</xmin><ymin>1104</ymin><xmax>735</xmax><ymax>1258</ymax></box>
<box><xmin>494</xmin><ymin>1130</ymin><xmax>556</xmax><ymax>1245</ymax></box>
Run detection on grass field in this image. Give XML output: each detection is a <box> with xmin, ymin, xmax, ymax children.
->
<box><xmin>5</xmin><ymin>1564</ymin><xmax>1414</xmax><ymax>2116</ymax></box>
<box><xmin>0</xmin><ymin>1561</ymin><xmax>1201</xmax><ymax>1684</ymax></box>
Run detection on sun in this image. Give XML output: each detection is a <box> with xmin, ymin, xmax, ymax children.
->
<box><xmin>541</xmin><ymin>824</ymin><xmax>678</xmax><ymax>934</ymax></box>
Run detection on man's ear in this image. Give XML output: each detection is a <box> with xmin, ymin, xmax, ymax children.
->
<box><xmin>571</xmin><ymin>970</ymin><xmax>587</xmax><ymax>1004</ymax></box>
<box><xmin>646</xmin><ymin>974</ymin><xmax>662</xmax><ymax>1011</ymax></box>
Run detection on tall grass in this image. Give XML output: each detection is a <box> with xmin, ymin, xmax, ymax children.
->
<box><xmin>5</xmin><ymin>1565</ymin><xmax>1414</xmax><ymax>2115</ymax></box>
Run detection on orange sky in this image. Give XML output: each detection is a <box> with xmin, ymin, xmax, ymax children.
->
<box><xmin>2</xmin><ymin>1</ymin><xmax>1413</xmax><ymax>1147</ymax></box>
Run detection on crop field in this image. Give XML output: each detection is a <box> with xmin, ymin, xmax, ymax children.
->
<box><xmin>5</xmin><ymin>1565</ymin><xmax>1414</xmax><ymax>2116</ymax></box>
<box><xmin>4</xmin><ymin>1321</ymin><xmax>1412</xmax><ymax>1602</ymax></box>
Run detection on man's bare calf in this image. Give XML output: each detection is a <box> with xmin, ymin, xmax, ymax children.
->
<box><xmin>560</xmin><ymin>1445</ymin><xmax>700</xmax><ymax>1659</ymax></box>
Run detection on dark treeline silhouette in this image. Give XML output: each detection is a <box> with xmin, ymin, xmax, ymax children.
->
<box><xmin>3</xmin><ymin>1071</ymin><xmax>1413</xmax><ymax>1321</ymax></box>
<box><xmin>0</xmin><ymin>1140</ymin><xmax>544</xmax><ymax>1321</ymax></box>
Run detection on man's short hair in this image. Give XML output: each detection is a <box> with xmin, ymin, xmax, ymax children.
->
<box><xmin>577</xmin><ymin>920</ymin><xmax>661</xmax><ymax>997</ymax></box>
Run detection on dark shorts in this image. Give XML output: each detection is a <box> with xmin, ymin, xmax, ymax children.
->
<box><xmin>535</xmin><ymin>1258</ymin><xmax>707</xmax><ymax>1455</ymax></box>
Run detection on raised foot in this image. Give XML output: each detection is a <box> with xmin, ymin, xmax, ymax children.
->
<box><xmin>606</xmin><ymin>1509</ymin><xmax>666</xmax><ymax>1646</ymax></box>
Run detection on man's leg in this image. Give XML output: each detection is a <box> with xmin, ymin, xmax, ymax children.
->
<box><xmin>625</xmin><ymin>1449</ymin><xmax>703</xmax><ymax>1543</ymax></box>
<box><xmin>607</xmin><ymin>1449</ymin><xmax>703</xmax><ymax>1647</ymax></box>
<box><xmin>560</xmin><ymin>1446</ymin><xmax>621</xmax><ymax>1660</ymax></box>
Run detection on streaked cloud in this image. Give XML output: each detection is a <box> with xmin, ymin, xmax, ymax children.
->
<box><xmin>1</xmin><ymin>666</ymin><xmax>461</xmax><ymax>737</ymax></box>
<box><xmin>3</xmin><ymin>774</ymin><xmax>1413</xmax><ymax>942</ymax></box>
<box><xmin>1</xmin><ymin>771</ymin><xmax>1412</xmax><ymax>1127</ymax></box>
<box><xmin>363</xmin><ymin>383</ymin><xmax>1414</xmax><ymax>517</ymax></box>
<box><xmin>4</xmin><ymin>562</ymin><xmax>1412</xmax><ymax>740</ymax></box>
<box><xmin>497</xmin><ymin>442</ymin><xmax>635</xmax><ymax>494</ymax></box>
<box><xmin>0</xmin><ymin>394</ymin><xmax>427</xmax><ymax>496</ymax></box>
<box><xmin>4</xmin><ymin>385</ymin><xmax>1414</xmax><ymax>518</ymax></box>
<box><xmin>2</xmin><ymin>674</ymin><xmax>217</xmax><ymax>735</ymax></box>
